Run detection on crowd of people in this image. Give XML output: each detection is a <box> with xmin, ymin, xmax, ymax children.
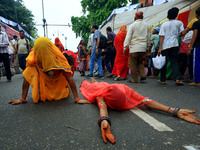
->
<box><xmin>1</xmin><ymin>6</ymin><xmax>200</xmax><ymax>144</ymax></box>
<box><xmin>76</xmin><ymin>7</ymin><xmax>200</xmax><ymax>87</ymax></box>
<box><xmin>0</xmin><ymin>28</ymin><xmax>31</xmax><ymax>81</ymax></box>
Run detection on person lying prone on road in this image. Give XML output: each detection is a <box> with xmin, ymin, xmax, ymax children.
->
<box><xmin>76</xmin><ymin>77</ymin><xmax>200</xmax><ymax>144</ymax></box>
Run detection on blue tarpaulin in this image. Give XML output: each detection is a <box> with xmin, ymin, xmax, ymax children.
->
<box><xmin>0</xmin><ymin>16</ymin><xmax>36</xmax><ymax>41</ymax></box>
<box><xmin>99</xmin><ymin>3</ymin><xmax>140</xmax><ymax>29</ymax></box>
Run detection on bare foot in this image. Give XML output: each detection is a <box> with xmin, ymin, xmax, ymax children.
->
<box><xmin>81</xmin><ymin>78</ymin><xmax>85</xmax><ymax>84</ymax></box>
<box><xmin>90</xmin><ymin>77</ymin><xmax>97</xmax><ymax>83</ymax></box>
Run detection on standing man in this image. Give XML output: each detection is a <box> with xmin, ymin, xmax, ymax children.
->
<box><xmin>0</xmin><ymin>24</ymin><xmax>12</xmax><ymax>82</ymax></box>
<box><xmin>105</xmin><ymin>26</ymin><xmax>116</xmax><ymax>78</ymax></box>
<box><xmin>124</xmin><ymin>11</ymin><xmax>150</xmax><ymax>83</ymax></box>
<box><xmin>16</xmin><ymin>30</ymin><xmax>31</xmax><ymax>71</ymax></box>
<box><xmin>86</xmin><ymin>24</ymin><xmax>104</xmax><ymax>79</ymax></box>
<box><xmin>157</xmin><ymin>7</ymin><xmax>184</xmax><ymax>85</ymax></box>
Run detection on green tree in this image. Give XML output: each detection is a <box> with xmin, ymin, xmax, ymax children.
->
<box><xmin>71</xmin><ymin>0</ymin><xmax>138</xmax><ymax>43</ymax></box>
<box><xmin>0</xmin><ymin>0</ymin><xmax>37</xmax><ymax>42</ymax></box>
<box><xmin>129</xmin><ymin>0</ymin><xmax>139</xmax><ymax>5</ymax></box>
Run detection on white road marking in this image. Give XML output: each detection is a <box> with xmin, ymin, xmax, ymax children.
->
<box><xmin>130</xmin><ymin>107</ymin><xmax>173</xmax><ymax>132</ymax></box>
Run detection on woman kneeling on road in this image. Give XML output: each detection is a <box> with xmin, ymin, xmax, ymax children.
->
<box><xmin>9</xmin><ymin>37</ymin><xmax>81</xmax><ymax>105</ymax></box>
<box><xmin>76</xmin><ymin>77</ymin><xmax>200</xmax><ymax>144</ymax></box>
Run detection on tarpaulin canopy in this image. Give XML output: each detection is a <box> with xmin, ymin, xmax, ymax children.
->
<box><xmin>100</xmin><ymin>0</ymin><xmax>199</xmax><ymax>35</ymax></box>
<box><xmin>153</xmin><ymin>0</ymin><xmax>175</xmax><ymax>6</ymax></box>
<box><xmin>0</xmin><ymin>16</ymin><xmax>36</xmax><ymax>41</ymax></box>
<box><xmin>0</xmin><ymin>22</ymin><xmax>20</xmax><ymax>37</ymax></box>
<box><xmin>99</xmin><ymin>3</ymin><xmax>140</xmax><ymax>29</ymax></box>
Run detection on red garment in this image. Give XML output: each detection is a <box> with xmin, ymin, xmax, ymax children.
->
<box><xmin>80</xmin><ymin>80</ymin><xmax>154</xmax><ymax>110</ymax></box>
<box><xmin>179</xmin><ymin>42</ymin><xmax>189</xmax><ymax>53</ymax></box>
<box><xmin>55</xmin><ymin>37</ymin><xmax>64</xmax><ymax>52</ymax></box>
<box><xmin>112</xmin><ymin>26</ymin><xmax>129</xmax><ymax>78</ymax></box>
<box><xmin>63</xmin><ymin>50</ymin><xmax>77</xmax><ymax>75</ymax></box>
<box><xmin>177</xmin><ymin>10</ymin><xmax>190</xmax><ymax>28</ymax></box>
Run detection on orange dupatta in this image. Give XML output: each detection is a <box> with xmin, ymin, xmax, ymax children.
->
<box><xmin>23</xmin><ymin>37</ymin><xmax>72</xmax><ymax>103</ymax></box>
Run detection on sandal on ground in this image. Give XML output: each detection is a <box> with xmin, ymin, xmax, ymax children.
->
<box><xmin>148</xmin><ymin>75</ymin><xmax>157</xmax><ymax>78</ymax></box>
<box><xmin>189</xmin><ymin>82</ymin><xmax>200</xmax><ymax>86</ymax></box>
<box><xmin>114</xmin><ymin>76</ymin><xmax>121</xmax><ymax>81</ymax></box>
<box><xmin>175</xmin><ymin>81</ymin><xmax>184</xmax><ymax>86</ymax></box>
<box><xmin>157</xmin><ymin>80</ymin><xmax>166</xmax><ymax>85</ymax></box>
<box><xmin>107</xmin><ymin>74</ymin><xmax>113</xmax><ymax>78</ymax></box>
<box><xmin>127</xmin><ymin>80</ymin><xmax>138</xmax><ymax>83</ymax></box>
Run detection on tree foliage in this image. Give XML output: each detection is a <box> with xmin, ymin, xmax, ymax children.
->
<box><xmin>0</xmin><ymin>0</ymin><xmax>37</xmax><ymax>39</ymax></box>
<box><xmin>71</xmin><ymin>0</ymin><xmax>138</xmax><ymax>43</ymax></box>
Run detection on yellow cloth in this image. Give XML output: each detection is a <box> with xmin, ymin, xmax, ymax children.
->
<box><xmin>23</xmin><ymin>37</ymin><xmax>72</xmax><ymax>103</ymax></box>
<box><xmin>187</xmin><ymin>18</ymin><xmax>198</xmax><ymax>29</ymax></box>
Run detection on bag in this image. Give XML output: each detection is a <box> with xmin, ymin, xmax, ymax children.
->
<box><xmin>99</xmin><ymin>34</ymin><xmax>107</xmax><ymax>49</ymax></box>
<box><xmin>152</xmin><ymin>54</ymin><xmax>166</xmax><ymax>69</ymax></box>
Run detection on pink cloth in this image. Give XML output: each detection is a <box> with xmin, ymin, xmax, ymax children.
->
<box><xmin>80</xmin><ymin>80</ymin><xmax>154</xmax><ymax>110</ymax></box>
<box><xmin>179</xmin><ymin>42</ymin><xmax>189</xmax><ymax>53</ymax></box>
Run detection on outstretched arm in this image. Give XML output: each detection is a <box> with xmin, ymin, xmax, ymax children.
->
<box><xmin>9</xmin><ymin>78</ymin><xmax>30</xmax><ymax>105</ymax></box>
<box><xmin>145</xmin><ymin>101</ymin><xmax>200</xmax><ymax>124</ymax></box>
<box><xmin>97</xmin><ymin>96</ymin><xmax>116</xmax><ymax>144</ymax></box>
<box><xmin>65</xmin><ymin>74</ymin><xmax>79</xmax><ymax>100</ymax></box>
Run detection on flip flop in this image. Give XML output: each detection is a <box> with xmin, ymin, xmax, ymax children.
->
<box><xmin>175</xmin><ymin>81</ymin><xmax>184</xmax><ymax>86</ymax></box>
<box><xmin>114</xmin><ymin>77</ymin><xmax>121</xmax><ymax>81</ymax></box>
<box><xmin>107</xmin><ymin>74</ymin><xmax>113</xmax><ymax>78</ymax></box>
<box><xmin>189</xmin><ymin>82</ymin><xmax>200</xmax><ymax>86</ymax></box>
<box><xmin>157</xmin><ymin>80</ymin><xmax>166</xmax><ymax>85</ymax></box>
<box><xmin>127</xmin><ymin>80</ymin><xmax>138</xmax><ymax>83</ymax></box>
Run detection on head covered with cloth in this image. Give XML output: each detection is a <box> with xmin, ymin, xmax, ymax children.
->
<box><xmin>23</xmin><ymin>37</ymin><xmax>72</xmax><ymax>103</ymax></box>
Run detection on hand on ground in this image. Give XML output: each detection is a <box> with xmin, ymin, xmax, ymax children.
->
<box><xmin>76</xmin><ymin>100</ymin><xmax>91</xmax><ymax>104</ymax></box>
<box><xmin>101</xmin><ymin>120</ymin><xmax>116</xmax><ymax>144</ymax></box>
<box><xmin>177</xmin><ymin>109</ymin><xmax>200</xmax><ymax>124</ymax></box>
<box><xmin>8</xmin><ymin>99</ymin><xmax>27</xmax><ymax>105</ymax></box>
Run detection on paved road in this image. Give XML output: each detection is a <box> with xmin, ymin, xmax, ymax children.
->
<box><xmin>0</xmin><ymin>72</ymin><xmax>200</xmax><ymax>150</ymax></box>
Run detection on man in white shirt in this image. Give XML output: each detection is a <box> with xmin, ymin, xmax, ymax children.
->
<box><xmin>158</xmin><ymin>7</ymin><xmax>184</xmax><ymax>85</ymax></box>
<box><xmin>0</xmin><ymin>24</ymin><xmax>12</xmax><ymax>82</ymax></box>
<box><xmin>124</xmin><ymin>11</ymin><xmax>150</xmax><ymax>83</ymax></box>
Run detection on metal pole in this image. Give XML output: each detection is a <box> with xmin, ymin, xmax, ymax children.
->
<box><xmin>46</xmin><ymin>22</ymin><xmax>48</xmax><ymax>38</ymax></box>
<box><xmin>42</xmin><ymin>0</ymin><xmax>46</xmax><ymax>37</ymax></box>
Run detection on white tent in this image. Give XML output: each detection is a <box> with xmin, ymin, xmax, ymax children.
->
<box><xmin>100</xmin><ymin>0</ymin><xmax>199</xmax><ymax>35</ymax></box>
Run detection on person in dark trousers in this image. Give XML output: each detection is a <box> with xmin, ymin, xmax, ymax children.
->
<box><xmin>188</xmin><ymin>7</ymin><xmax>200</xmax><ymax>86</ymax></box>
<box><xmin>105</xmin><ymin>26</ymin><xmax>116</xmax><ymax>78</ymax></box>
<box><xmin>158</xmin><ymin>7</ymin><xmax>184</xmax><ymax>85</ymax></box>
<box><xmin>0</xmin><ymin>24</ymin><xmax>12</xmax><ymax>82</ymax></box>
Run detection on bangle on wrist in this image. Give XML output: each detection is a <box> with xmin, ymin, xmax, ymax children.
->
<box><xmin>98</xmin><ymin>116</ymin><xmax>111</xmax><ymax>127</ymax></box>
<box><xmin>172</xmin><ymin>108</ymin><xmax>180</xmax><ymax>117</ymax></box>
<box><xmin>74</xmin><ymin>97</ymin><xmax>81</xmax><ymax>102</ymax></box>
<box><xmin>19</xmin><ymin>98</ymin><xmax>27</xmax><ymax>102</ymax></box>
<box><xmin>167</xmin><ymin>107</ymin><xmax>171</xmax><ymax>113</ymax></box>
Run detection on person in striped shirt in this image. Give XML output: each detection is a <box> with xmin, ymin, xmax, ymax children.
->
<box><xmin>0</xmin><ymin>24</ymin><xmax>12</xmax><ymax>82</ymax></box>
